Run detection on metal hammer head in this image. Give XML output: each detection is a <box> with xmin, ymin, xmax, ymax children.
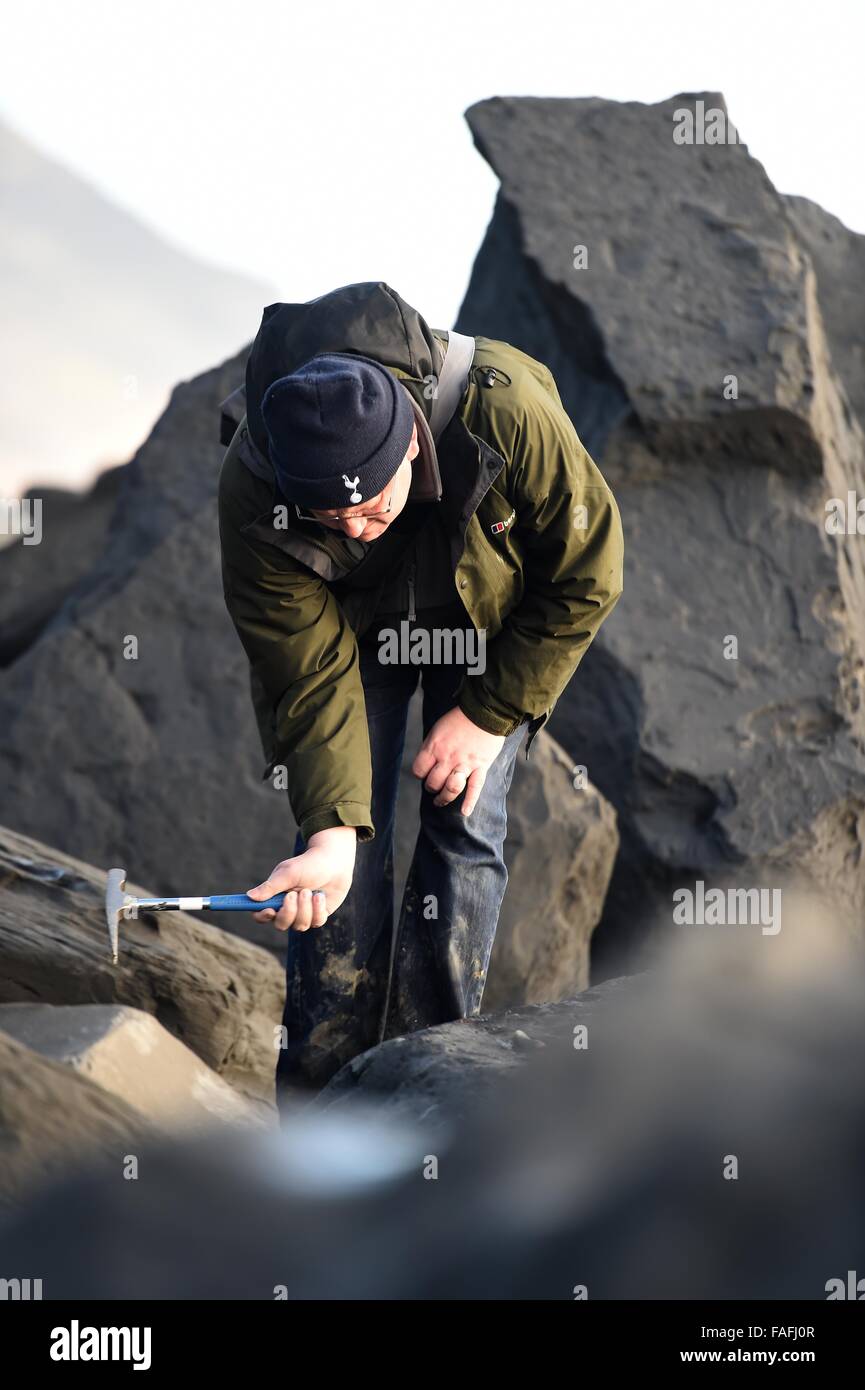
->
<box><xmin>105</xmin><ymin>868</ymin><xmax>138</xmax><ymax>964</ymax></box>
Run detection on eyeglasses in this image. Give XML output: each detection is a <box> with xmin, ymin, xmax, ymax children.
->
<box><xmin>294</xmin><ymin>487</ymin><xmax>395</xmax><ymax>525</ymax></box>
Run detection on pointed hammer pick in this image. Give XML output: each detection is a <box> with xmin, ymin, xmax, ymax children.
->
<box><xmin>104</xmin><ymin>868</ymin><xmax>296</xmax><ymax>964</ymax></box>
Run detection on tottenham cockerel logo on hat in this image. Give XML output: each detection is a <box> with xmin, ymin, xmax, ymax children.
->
<box><xmin>342</xmin><ymin>474</ymin><xmax>362</xmax><ymax>503</ymax></box>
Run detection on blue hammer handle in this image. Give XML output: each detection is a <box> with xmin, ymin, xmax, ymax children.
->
<box><xmin>209</xmin><ymin>893</ymin><xmax>287</xmax><ymax>911</ymax></box>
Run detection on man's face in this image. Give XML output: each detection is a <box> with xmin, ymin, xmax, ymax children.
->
<box><xmin>302</xmin><ymin>423</ymin><xmax>419</xmax><ymax>541</ymax></box>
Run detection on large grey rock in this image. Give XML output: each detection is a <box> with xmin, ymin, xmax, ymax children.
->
<box><xmin>395</xmin><ymin>697</ymin><xmax>619</xmax><ymax>1007</ymax></box>
<box><xmin>0</xmin><ymin>1028</ymin><xmax>146</xmax><ymax>1209</ymax></box>
<box><xmin>0</xmin><ymin>1003</ymin><xmax>268</xmax><ymax>1132</ymax></box>
<box><xmin>1</xmin><ymin>911</ymin><xmax>862</xmax><ymax>1298</ymax></box>
<box><xmin>0</xmin><ymin>466</ymin><xmax>123</xmax><ymax>666</ymax></box>
<box><xmin>458</xmin><ymin>92</ymin><xmax>865</xmax><ymax>972</ymax></box>
<box><xmin>0</xmin><ymin>825</ymin><xmax>283</xmax><ymax>1107</ymax></box>
<box><xmin>320</xmin><ymin>975</ymin><xmax>637</xmax><ymax>1133</ymax></box>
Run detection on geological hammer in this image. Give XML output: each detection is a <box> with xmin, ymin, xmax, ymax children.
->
<box><xmin>104</xmin><ymin>867</ymin><xmax>309</xmax><ymax>964</ymax></box>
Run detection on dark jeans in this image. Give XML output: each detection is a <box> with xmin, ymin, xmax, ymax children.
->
<box><xmin>275</xmin><ymin>615</ymin><xmax>526</xmax><ymax>1100</ymax></box>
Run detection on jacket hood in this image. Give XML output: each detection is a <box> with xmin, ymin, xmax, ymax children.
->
<box><xmin>245</xmin><ymin>281</ymin><xmax>445</xmax><ymax>460</ymax></box>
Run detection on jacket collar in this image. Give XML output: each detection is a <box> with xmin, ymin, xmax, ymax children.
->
<box><xmin>405</xmin><ymin>393</ymin><xmax>441</xmax><ymax>502</ymax></box>
<box><xmin>236</xmin><ymin>403</ymin><xmax>503</xmax><ymax>586</ymax></box>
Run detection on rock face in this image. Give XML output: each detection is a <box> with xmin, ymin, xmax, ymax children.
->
<box><xmin>395</xmin><ymin>696</ymin><xmax>618</xmax><ymax>1006</ymax></box>
<box><xmin>0</xmin><ymin>1028</ymin><xmax>146</xmax><ymax>1209</ymax></box>
<box><xmin>0</xmin><ymin>1003</ymin><xmax>266</xmax><ymax>1131</ymax></box>
<box><xmin>0</xmin><ymin>824</ymin><xmax>284</xmax><ymax>1106</ymax></box>
<box><xmin>0</xmin><ymin>466</ymin><xmax>123</xmax><ymax>666</ymax></box>
<box><xmin>458</xmin><ymin>92</ymin><xmax>865</xmax><ymax>972</ymax></box>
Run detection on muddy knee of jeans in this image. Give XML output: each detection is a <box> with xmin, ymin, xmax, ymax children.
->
<box><xmin>277</xmin><ymin>1011</ymin><xmax>371</xmax><ymax>1092</ymax></box>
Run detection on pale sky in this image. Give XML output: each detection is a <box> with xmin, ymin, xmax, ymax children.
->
<box><xmin>3</xmin><ymin>0</ymin><xmax>863</xmax><ymax>331</ymax></box>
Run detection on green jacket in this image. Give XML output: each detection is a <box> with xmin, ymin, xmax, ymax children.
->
<box><xmin>218</xmin><ymin>282</ymin><xmax>623</xmax><ymax>843</ymax></box>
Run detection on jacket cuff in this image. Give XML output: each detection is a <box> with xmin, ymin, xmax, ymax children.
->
<box><xmin>298</xmin><ymin>803</ymin><xmax>374</xmax><ymax>844</ymax></box>
<box><xmin>457</xmin><ymin>682</ymin><xmax>525</xmax><ymax>737</ymax></box>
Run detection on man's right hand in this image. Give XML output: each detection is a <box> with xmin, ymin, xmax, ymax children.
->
<box><xmin>247</xmin><ymin>825</ymin><xmax>357</xmax><ymax>932</ymax></box>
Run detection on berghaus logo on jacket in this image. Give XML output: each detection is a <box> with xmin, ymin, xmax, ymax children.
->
<box><xmin>491</xmin><ymin>509</ymin><xmax>515</xmax><ymax>535</ymax></box>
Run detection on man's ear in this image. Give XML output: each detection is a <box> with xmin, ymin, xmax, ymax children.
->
<box><xmin>407</xmin><ymin>421</ymin><xmax>420</xmax><ymax>461</ymax></box>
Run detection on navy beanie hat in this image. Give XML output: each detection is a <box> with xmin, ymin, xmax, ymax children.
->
<box><xmin>260</xmin><ymin>352</ymin><xmax>415</xmax><ymax>509</ymax></box>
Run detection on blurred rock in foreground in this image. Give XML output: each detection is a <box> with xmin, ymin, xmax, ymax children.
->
<box><xmin>1</xmin><ymin>896</ymin><xmax>861</xmax><ymax>1299</ymax></box>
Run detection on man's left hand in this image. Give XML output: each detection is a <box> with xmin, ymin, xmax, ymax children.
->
<box><xmin>412</xmin><ymin>706</ymin><xmax>506</xmax><ymax>814</ymax></box>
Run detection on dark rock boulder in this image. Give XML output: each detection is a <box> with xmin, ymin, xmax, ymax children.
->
<box><xmin>319</xmin><ymin>975</ymin><xmax>637</xmax><ymax>1133</ymax></box>
<box><xmin>0</xmin><ymin>466</ymin><xmax>123</xmax><ymax>666</ymax></box>
<box><xmin>458</xmin><ymin>92</ymin><xmax>865</xmax><ymax>973</ymax></box>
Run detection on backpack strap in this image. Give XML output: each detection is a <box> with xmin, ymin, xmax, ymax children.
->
<box><xmin>428</xmin><ymin>330</ymin><xmax>475</xmax><ymax>441</ymax></box>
